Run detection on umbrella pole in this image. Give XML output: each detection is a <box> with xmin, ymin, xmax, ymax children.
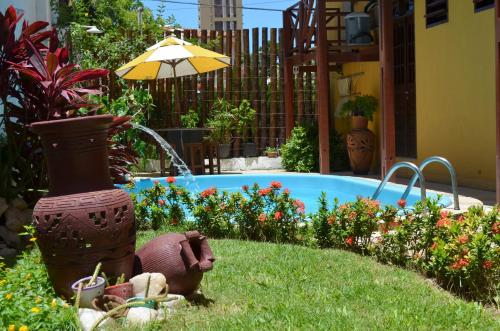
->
<box><xmin>173</xmin><ymin>62</ymin><xmax>181</xmax><ymax>127</ymax></box>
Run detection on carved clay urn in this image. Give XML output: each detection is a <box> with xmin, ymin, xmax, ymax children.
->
<box><xmin>31</xmin><ymin>115</ymin><xmax>136</xmax><ymax>299</ymax></box>
<box><xmin>346</xmin><ymin>116</ymin><xmax>375</xmax><ymax>175</ymax></box>
<box><xmin>134</xmin><ymin>231</ymin><xmax>215</xmax><ymax>296</ymax></box>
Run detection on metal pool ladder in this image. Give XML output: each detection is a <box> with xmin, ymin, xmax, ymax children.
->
<box><xmin>401</xmin><ymin>156</ymin><xmax>460</xmax><ymax>210</ymax></box>
<box><xmin>372</xmin><ymin>161</ymin><xmax>427</xmax><ymax>205</ymax></box>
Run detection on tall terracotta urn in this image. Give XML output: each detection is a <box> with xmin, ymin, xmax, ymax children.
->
<box><xmin>31</xmin><ymin>115</ymin><xmax>136</xmax><ymax>299</ymax></box>
<box><xmin>346</xmin><ymin>116</ymin><xmax>375</xmax><ymax>175</ymax></box>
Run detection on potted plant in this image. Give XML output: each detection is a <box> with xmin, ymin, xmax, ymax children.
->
<box><xmin>340</xmin><ymin>95</ymin><xmax>378</xmax><ymax>175</ymax></box>
<box><xmin>71</xmin><ymin>263</ymin><xmax>106</xmax><ymax>309</ymax></box>
<box><xmin>264</xmin><ymin>146</ymin><xmax>279</xmax><ymax>158</ymax></box>
<box><xmin>235</xmin><ymin>100</ymin><xmax>257</xmax><ymax>157</ymax></box>
<box><xmin>206</xmin><ymin>98</ymin><xmax>236</xmax><ymax>158</ymax></box>
<box><xmin>103</xmin><ymin>272</ymin><xmax>134</xmax><ymax>300</ymax></box>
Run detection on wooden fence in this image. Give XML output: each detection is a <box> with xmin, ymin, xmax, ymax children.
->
<box><xmin>106</xmin><ymin>28</ymin><xmax>318</xmax><ymax>155</ymax></box>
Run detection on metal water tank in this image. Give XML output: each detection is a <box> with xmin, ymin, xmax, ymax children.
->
<box><xmin>345</xmin><ymin>12</ymin><xmax>372</xmax><ymax>46</ymax></box>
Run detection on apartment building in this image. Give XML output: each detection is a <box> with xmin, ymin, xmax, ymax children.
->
<box><xmin>199</xmin><ymin>0</ymin><xmax>243</xmax><ymax>30</ymax></box>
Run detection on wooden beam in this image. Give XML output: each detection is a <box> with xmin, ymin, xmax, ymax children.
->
<box><xmin>496</xmin><ymin>0</ymin><xmax>500</xmax><ymax>203</ymax></box>
<box><xmin>316</xmin><ymin>0</ymin><xmax>331</xmax><ymax>174</ymax></box>
<box><xmin>283</xmin><ymin>10</ymin><xmax>295</xmax><ymax>138</ymax></box>
<box><xmin>379</xmin><ymin>0</ymin><xmax>396</xmax><ymax>178</ymax></box>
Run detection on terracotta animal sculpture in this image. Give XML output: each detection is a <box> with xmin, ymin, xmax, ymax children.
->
<box><xmin>134</xmin><ymin>231</ymin><xmax>215</xmax><ymax>295</ymax></box>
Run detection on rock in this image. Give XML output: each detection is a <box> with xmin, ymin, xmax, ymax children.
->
<box><xmin>0</xmin><ymin>246</ymin><xmax>17</xmax><ymax>258</ymax></box>
<box><xmin>10</xmin><ymin>197</ymin><xmax>27</xmax><ymax>210</ymax></box>
<box><xmin>0</xmin><ymin>226</ymin><xmax>20</xmax><ymax>248</ymax></box>
<box><xmin>5</xmin><ymin>207</ymin><xmax>32</xmax><ymax>233</ymax></box>
<box><xmin>126</xmin><ymin>307</ymin><xmax>158</xmax><ymax>325</ymax></box>
<box><xmin>0</xmin><ymin>197</ymin><xmax>7</xmax><ymax>216</ymax></box>
<box><xmin>130</xmin><ymin>273</ymin><xmax>167</xmax><ymax>297</ymax></box>
<box><xmin>78</xmin><ymin>308</ymin><xmax>116</xmax><ymax>331</ymax></box>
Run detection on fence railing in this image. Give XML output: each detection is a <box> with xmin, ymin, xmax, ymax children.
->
<box><xmin>105</xmin><ymin>27</ymin><xmax>318</xmax><ymax>156</ymax></box>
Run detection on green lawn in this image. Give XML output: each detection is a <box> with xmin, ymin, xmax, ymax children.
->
<box><xmin>135</xmin><ymin>234</ymin><xmax>499</xmax><ymax>331</ymax></box>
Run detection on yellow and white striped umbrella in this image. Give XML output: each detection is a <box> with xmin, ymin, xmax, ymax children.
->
<box><xmin>115</xmin><ymin>36</ymin><xmax>230</xmax><ymax>80</ymax></box>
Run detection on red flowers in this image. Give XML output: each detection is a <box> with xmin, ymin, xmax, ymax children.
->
<box><xmin>345</xmin><ymin>236</ymin><xmax>354</xmax><ymax>246</ymax></box>
<box><xmin>348</xmin><ymin>211</ymin><xmax>357</xmax><ymax>220</ymax></box>
<box><xmin>430</xmin><ymin>242</ymin><xmax>438</xmax><ymax>251</ymax></box>
<box><xmin>171</xmin><ymin>218</ymin><xmax>179</xmax><ymax>225</ymax></box>
<box><xmin>436</xmin><ymin>212</ymin><xmax>452</xmax><ymax>229</ymax></box>
<box><xmin>327</xmin><ymin>215</ymin><xmax>336</xmax><ymax>225</ymax></box>
<box><xmin>397</xmin><ymin>199</ymin><xmax>406</xmax><ymax>208</ymax></box>
<box><xmin>482</xmin><ymin>260</ymin><xmax>494</xmax><ymax>270</ymax></box>
<box><xmin>283</xmin><ymin>188</ymin><xmax>290</xmax><ymax>195</ymax></box>
<box><xmin>201</xmin><ymin>187</ymin><xmax>217</xmax><ymax>198</ymax></box>
<box><xmin>451</xmin><ymin>258</ymin><xmax>470</xmax><ymax>270</ymax></box>
<box><xmin>293</xmin><ymin>199</ymin><xmax>305</xmax><ymax>214</ymax></box>
<box><xmin>158</xmin><ymin>199</ymin><xmax>165</xmax><ymax>206</ymax></box>
<box><xmin>167</xmin><ymin>177</ymin><xmax>176</xmax><ymax>184</ymax></box>
<box><xmin>457</xmin><ymin>235</ymin><xmax>468</xmax><ymax>245</ymax></box>
<box><xmin>242</xmin><ymin>185</ymin><xmax>249</xmax><ymax>192</ymax></box>
<box><xmin>258</xmin><ymin>213</ymin><xmax>266</xmax><ymax>223</ymax></box>
<box><xmin>258</xmin><ymin>188</ymin><xmax>272</xmax><ymax>196</ymax></box>
<box><xmin>274</xmin><ymin>211</ymin><xmax>283</xmax><ymax>220</ymax></box>
<box><xmin>492</xmin><ymin>222</ymin><xmax>500</xmax><ymax>234</ymax></box>
<box><xmin>270</xmin><ymin>181</ymin><xmax>282</xmax><ymax>189</ymax></box>
<box><xmin>154</xmin><ymin>180</ymin><xmax>160</xmax><ymax>185</ymax></box>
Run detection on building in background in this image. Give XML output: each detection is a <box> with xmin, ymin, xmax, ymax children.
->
<box><xmin>199</xmin><ymin>0</ymin><xmax>242</xmax><ymax>30</ymax></box>
<box><xmin>0</xmin><ymin>0</ymin><xmax>55</xmax><ymax>26</ymax></box>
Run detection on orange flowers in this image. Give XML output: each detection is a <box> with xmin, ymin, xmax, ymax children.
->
<box><xmin>482</xmin><ymin>260</ymin><xmax>494</xmax><ymax>270</ymax></box>
<box><xmin>457</xmin><ymin>234</ymin><xmax>468</xmax><ymax>244</ymax></box>
<box><xmin>258</xmin><ymin>213</ymin><xmax>266</xmax><ymax>223</ymax></box>
<box><xmin>327</xmin><ymin>216</ymin><xmax>336</xmax><ymax>225</ymax></box>
<box><xmin>451</xmin><ymin>258</ymin><xmax>470</xmax><ymax>270</ymax></box>
<box><xmin>166</xmin><ymin>176</ymin><xmax>176</xmax><ymax>184</ymax></box>
<box><xmin>258</xmin><ymin>188</ymin><xmax>272</xmax><ymax>196</ymax></box>
<box><xmin>436</xmin><ymin>211</ymin><xmax>452</xmax><ymax>229</ymax></box>
<box><xmin>274</xmin><ymin>211</ymin><xmax>283</xmax><ymax>220</ymax></box>
<box><xmin>492</xmin><ymin>222</ymin><xmax>500</xmax><ymax>234</ymax></box>
<box><xmin>270</xmin><ymin>181</ymin><xmax>282</xmax><ymax>189</ymax></box>
<box><xmin>201</xmin><ymin>187</ymin><xmax>217</xmax><ymax>198</ymax></box>
<box><xmin>345</xmin><ymin>236</ymin><xmax>354</xmax><ymax>246</ymax></box>
<box><xmin>397</xmin><ymin>199</ymin><xmax>406</xmax><ymax>208</ymax></box>
<box><xmin>158</xmin><ymin>199</ymin><xmax>165</xmax><ymax>206</ymax></box>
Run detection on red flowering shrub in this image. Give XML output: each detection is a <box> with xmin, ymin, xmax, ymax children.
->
<box><xmin>190</xmin><ymin>187</ymin><xmax>235</xmax><ymax>238</ymax></box>
<box><xmin>128</xmin><ymin>180</ymin><xmax>192</xmax><ymax>231</ymax></box>
<box><xmin>426</xmin><ymin>206</ymin><xmax>500</xmax><ymax>302</ymax></box>
<box><xmin>231</xmin><ymin>182</ymin><xmax>306</xmax><ymax>243</ymax></box>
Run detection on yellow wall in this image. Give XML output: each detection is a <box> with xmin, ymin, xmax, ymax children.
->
<box><xmin>414</xmin><ymin>1</ymin><xmax>495</xmax><ymax>190</ymax></box>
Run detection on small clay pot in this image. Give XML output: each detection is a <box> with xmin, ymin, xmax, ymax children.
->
<box><xmin>92</xmin><ymin>294</ymin><xmax>129</xmax><ymax>318</ymax></box>
<box><xmin>266</xmin><ymin>151</ymin><xmax>278</xmax><ymax>158</ymax></box>
<box><xmin>104</xmin><ymin>282</ymin><xmax>134</xmax><ymax>300</ymax></box>
<box><xmin>71</xmin><ymin>276</ymin><xmax>106</xmax><ymax>308</ymax></box>
<box><xmin>351</xmin><ymin>116</ymin><xmax>368</xmax><ymax>130</ymax></box>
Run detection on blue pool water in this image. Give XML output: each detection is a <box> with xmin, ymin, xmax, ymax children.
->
<box><xmin>126</xmin><ymin>174</ymin><xmax>451</xmax><ymax>213</ymax></box>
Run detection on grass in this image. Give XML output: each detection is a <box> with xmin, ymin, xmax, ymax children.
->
<box><xmin>134</xmin><ymin>232</ymin><xmax>499</xmax><ymax>331</ymax></box>
<box><xmin>1</xmin><ymin>231</ymin><xmax>499</xmax><ymax>330</ymax></box>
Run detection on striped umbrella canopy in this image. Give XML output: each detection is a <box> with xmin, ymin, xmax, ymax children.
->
<box><xmin>115</xmin><ymin>36</ymin><xmax>231</xmax><ymax>80</ymax></box>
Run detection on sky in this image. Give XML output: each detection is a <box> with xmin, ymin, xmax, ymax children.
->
<box><xmin>143</xmin><ymin>0</ymin><xmax>298</xmax><ymax>29</ymax></box>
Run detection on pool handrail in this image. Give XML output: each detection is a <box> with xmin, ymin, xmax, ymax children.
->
<box><xmin>372</xmin><ymin>161</ymin><xmax>426</xmax><ymax>204</ymax></box>
<box><xmin>401</xmin><ymin>156</ymin><xmax>459</xmax><ymax>210</ymax></box>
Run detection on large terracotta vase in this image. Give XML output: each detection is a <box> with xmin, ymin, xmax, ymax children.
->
<box><xmin>346</xmin><ymin>116</ymin><xmax>375</xmax><ymax>175</ymax></box>
<box><xmin>31</xmin><ymin>115</ymin><xmax>136</xmax><ymax>299</ymax></box>
<box><xmin>134</xmin><ymin>231</ymin><xmax>215</xmax><ymax>295</ymax></box>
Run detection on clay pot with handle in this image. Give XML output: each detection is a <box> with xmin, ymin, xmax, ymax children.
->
<box><xmin>134</xmin><ymin>231</ymin><xmax>215</xmax><ymax>296</ymax></box>
<box><xmin>346</xmin><ymin>116</ymin><xmax>375</xmax><ymax>175</ymax></box>
<box><xmin>31</xmin><ymin>115</ymin><xmax>136</xmax><ymax>299</ymax></box>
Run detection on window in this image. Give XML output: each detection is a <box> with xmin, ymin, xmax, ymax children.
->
<box><xmin>474</xmin><ymin>0</ymin><xmax>494</xmax><ymax>12</ymax></box>
<box><xmin>215</xmin><ymin>21</ymin><xmax>223</xmax><ymax>30</ymax></box>
<box><xmin>425</xmin><ymin>0</ymin><xmax>448</xmax><ymax>28</ymax></box>
<box><xmin>214</xmin><ymin>0</ymin><xmax>223</xmax><ymax>18</ymax></box>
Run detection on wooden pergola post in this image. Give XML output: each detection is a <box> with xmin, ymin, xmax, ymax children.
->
<box><xmin>496</xmin><ymin>0</ymin><xmax>500</xmax><ymax>203</ymax></box>
<box><xmin>316</xmin><ymin>0</ymin><xmax>331</xmax><ymax>174</ymax></box>
<box><xmin>379</xmin><ymin>0</ymin><xmax>396</xmax><ymax>178</ymax></box>
<box><xmin>283</xmin><ymin>10</ymin><xmax>295</xmax><ymax>138</ymax></box>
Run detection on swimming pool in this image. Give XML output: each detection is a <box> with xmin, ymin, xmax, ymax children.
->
<box><xmin>127</xmin><ymin>173</ymin><xmax>451</xmax><ymax>213</ymax></box>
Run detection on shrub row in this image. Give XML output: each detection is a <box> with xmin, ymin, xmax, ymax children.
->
<box><xmin>128</xmin><ymin>178</ymin><xmax>499</xmax><ymax>304</ymax></box>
